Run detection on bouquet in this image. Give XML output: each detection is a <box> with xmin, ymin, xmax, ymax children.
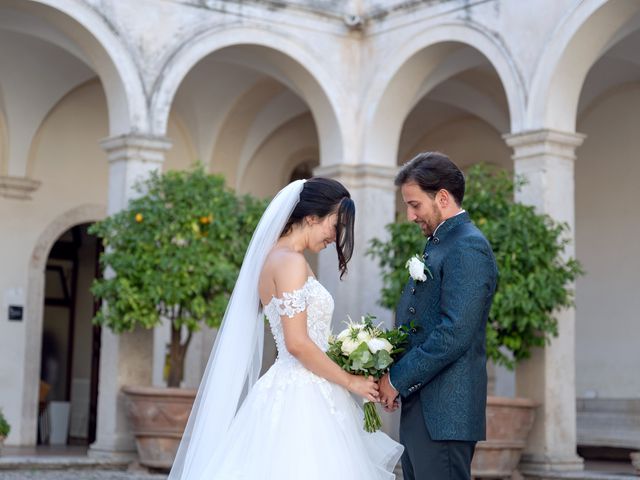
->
<box><xmin>327</xmin><ymin>314</ymin><xmax>409</xmax><ymax>432</ymax></box>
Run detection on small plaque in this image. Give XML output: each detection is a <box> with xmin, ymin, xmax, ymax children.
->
<box><xmin>8</xmin><ymin>305</ymin><xmax>23</xmax><ymax>321</ymax></box>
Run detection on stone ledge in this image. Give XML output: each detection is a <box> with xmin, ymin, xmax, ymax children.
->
<box><xmin>0</xmin><ymin>175</ymin><xmax>41</xmax><ymax>200</ymax></box>
<box><xmin>0</xmin><ymin>455</ymin><xmax>128</xmax><ymax>471</ymax></box>
<box><xmin>522</xmin><ymin>471</ymin><xmax>636</xmax><ymax>480</ymax></box>
<box><xmin>577</xmin><ymin>398</ymin><xmax>640</xmax><ymax>450</ymax></box>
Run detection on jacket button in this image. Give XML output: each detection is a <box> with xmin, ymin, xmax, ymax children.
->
<box><xmin>410</xmin><ymin>327</ymin><xmax>417</xmax><ymax>334</ymax></box>
<box><xmin>433</xmin><ymin>237</ymin><xmax>440</xmax><ymax>245</ymax></box>
<box><xmin>411</xmin><ymin>287</ymin><xmax>416</xmax><ymax>294</ymax></box>
<box><xmin>409</xmin><ymin>307</ymin><xmax>416</xmax><ymax>314</ymax></box>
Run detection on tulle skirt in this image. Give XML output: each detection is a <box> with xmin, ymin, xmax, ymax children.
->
<box><xmin>203</xmin><ymin>358</ymin><xmax>403</xmax><ymax>479</ymax></box>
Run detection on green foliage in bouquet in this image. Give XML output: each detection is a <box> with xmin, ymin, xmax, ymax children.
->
<box><xmin>0</xmin><ymin>409</ymin><xmax>10</xmax><ymax>437</ymax></box>
<box><xmin>327</xmin><ymin>315</ymin><xmax>409</xmax><ymax>379</ymax></box>
<box><xmin>89</xmin><ymin>165</ymin><xmax>267</xmax><ymax>387</ymax></box>
<box><xmin>327</xmin><ymin>315</ymin><xmax>410</xmax><ymax>432</ymax></box>
<box><xmin>367</xmin><ymin>164</ymin><xmax>583</xmax><ymax>369</ymax></box>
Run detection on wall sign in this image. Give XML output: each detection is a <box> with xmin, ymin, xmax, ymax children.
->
<box><xmin>8</xmin><ymin>305</ymin><xmax>23</xmax><ymax>321</ymax></box>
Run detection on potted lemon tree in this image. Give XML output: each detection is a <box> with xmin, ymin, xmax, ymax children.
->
<box><xmin>368</xmin><ymin>164</ymin><xmax>582</xmax><ymax>479</ymax></box>
<box><xmin>90</xmin><ymin>166</ymin><xmax>266</xmax><ymax>469</ymax></box>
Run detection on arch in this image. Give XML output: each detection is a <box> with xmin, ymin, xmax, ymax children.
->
<box><xmin>207</xmin><ymin>78</ymin><xmax>286</xmax><ymax>187</ymax></box>
<box><xmin>150</xmin><ymin>26</ymin><xmax>344</xmax><ymax>166</ymax></box>
<box><xmin>238</xmin><ymin>112</ymin><xmax>317</xmax><ymax>197</ymax></box>
<box><xmin>21</xmin><ymin>203</ymin><xmax>106</xmax><ymax>444</ymax></box>
<box><xmin>527</xmin><ymin>0</ymin><xmax>640</xmax><ymax>131</ymax></box>
<box><xmin>15</xmin><ymin>0</ymin><xmax>148</xmax><ymax>134</ymax></box>
<box><xmin>363</xmin><ymin>20</ymin><xmax>526</xmax><ymax>168</ymax></box>
<box><xmin>25</xmin><ymin>78</ymin><xmax>106</xmax><ymax>177</ymax></box>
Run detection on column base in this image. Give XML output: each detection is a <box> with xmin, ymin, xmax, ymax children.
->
<box><xmin>88</xmin><ymin>435</ymin><xmax>137</xmax><ymax>462</ymax></box>
<box><xmin>520</xmin><ymin>452</ymin><xmax>584</xmax><ymax>473</ymax></box>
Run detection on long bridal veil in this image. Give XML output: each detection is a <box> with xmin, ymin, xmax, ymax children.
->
<box><xmin>168</xmin><ymin>179</ymin><xmax>306</xmax><ymax>480</ymax></box>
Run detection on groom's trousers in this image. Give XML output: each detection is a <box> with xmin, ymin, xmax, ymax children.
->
<box><xmin>399</xmin><ymin>394</ymin><xmax>476</xmax><ymax>480</ymax></box>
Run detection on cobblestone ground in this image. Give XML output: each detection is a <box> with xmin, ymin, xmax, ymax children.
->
<box><xmin>0</xmin><ymin>470</ymin><xmax>167</xmax><ymax>480</ymax></box>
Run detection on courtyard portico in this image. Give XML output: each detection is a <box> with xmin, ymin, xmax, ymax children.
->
<box><xmin>0</xmin><ymin>1</ymin><xmax>638</xmax><ymax>476</ymax></box>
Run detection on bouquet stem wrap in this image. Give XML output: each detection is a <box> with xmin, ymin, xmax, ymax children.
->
<box><xmin>363</xmin><ymin>401</ymin><xmax>383</xmax><ymax>433</ymax></box>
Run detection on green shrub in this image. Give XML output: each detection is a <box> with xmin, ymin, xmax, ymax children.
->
<box><xmin>368</xmin><ymin>164</ymin><xmax>583</xmax><ymax>368</ymax></box>
<box><xmin>90</xmin><ymin>165</ymin><xmax>267</xmax><ymax>386</ymax></box>
<box><xmin>0</xmin><ymin>410</ymin><xmax>10</xmax><ymax>438</ymax></box>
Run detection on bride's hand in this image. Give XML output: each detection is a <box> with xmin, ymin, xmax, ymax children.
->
<box><xmin>347</xmin><ymin>375</ymin><xmax>379</xmax><ymax>402</ymax></box>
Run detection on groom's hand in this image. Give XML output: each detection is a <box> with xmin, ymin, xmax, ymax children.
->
<box><xmin>379</xmin><ymin>373</ymin><xmax>399</xmax><ymax>410</ymax></box>
<box><xmin>383</xmin><ymin>398</ymin><xmax>399</xmax><ymax>413</ymax></box>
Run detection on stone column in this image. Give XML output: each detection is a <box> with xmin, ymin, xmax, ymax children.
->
<box><xmin>314</xmin><ymin>164</ymin><xmax>397</xmax><ymax>329</ymax></box>
<box><xmin>89</xmin><ymin>134</ymin><xmax>172</xmax><ymax>459</ymax></box>
<box><xmin>504</xmin><ymin>129</ymin><xmax>585</xmax><ymax>472</ymax></box>
<box><xmin>315</xmin><ymin>163</ymin><xmax>399</xmax><ymax>438</ymax></box>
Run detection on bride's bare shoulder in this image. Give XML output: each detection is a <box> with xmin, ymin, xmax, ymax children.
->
<box><xmin>262</xmin><ymin>249</ymin><xmax>308</xmax><ymax>292</ymax></box>
<box><xmin>264</xmin><ymin>249</ymin><xmax>306</xmax><ymax>276</ymax></box>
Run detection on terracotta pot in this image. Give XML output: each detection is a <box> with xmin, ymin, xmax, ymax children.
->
<box><xmin>471</xmin><ymin>396</ymin><xmax>537</xmax><ymax>479</ymax></box>
<box><xmin>630</xmin><ymin>451</ymin><xmax>640</xmax><ymax>475</ymax></box>
<box><xmin>122</xmin><ymin>385</ymin><xmax>196</xmax><ymax>470</ymax></box>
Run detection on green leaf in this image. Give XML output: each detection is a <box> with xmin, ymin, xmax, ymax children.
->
<box><xmin>374</xmin><ymin>349</ymin><xmax>393</xmax><ymax>370</ymax></box>
<box><xmin>349</xmin><ymin>342</ymin><xmax>375</xmax><ymax>371</ymax></box>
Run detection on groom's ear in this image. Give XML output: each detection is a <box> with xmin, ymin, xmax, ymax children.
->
<box><xmin>436</xmin><ymin>189</ymin><xmax>452</xmax><ymax>209</ymax></box>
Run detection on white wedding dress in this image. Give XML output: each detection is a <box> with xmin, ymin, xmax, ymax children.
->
<box><xmin>205</xmin><ymin>276</ymin><xmax>403</xmax><ymax>479</ymax></box>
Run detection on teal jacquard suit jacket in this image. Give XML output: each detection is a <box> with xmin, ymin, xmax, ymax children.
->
<box><xmin>389</xmin><ymin>211</ymin><xmax>498</xmax><ymax>442</ymax></box>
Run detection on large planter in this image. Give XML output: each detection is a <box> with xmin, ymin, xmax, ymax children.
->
<box><xmin>630</xmin><ymin>451</ymin><xmax>640</xmax><ymax>475</ymax></box>
<box><xmin>122</xmin><ymin>386</ymin><xmax>196</xmax><ymax>470</ymax></box>
<box><xmin>471</xmin><ymin>396</ymin><xmax>537</xmax><ymax>479</ymax></box>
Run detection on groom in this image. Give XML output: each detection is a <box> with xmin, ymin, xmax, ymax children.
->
<box><xmin>379</xmin><ymin>152</ymin><xmax>498</xmax><ymax>480</ymax></box>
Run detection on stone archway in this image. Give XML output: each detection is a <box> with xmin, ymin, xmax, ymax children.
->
<box><xmin>21</xmin><ymin>203</ymin><xmax>105</xmax><ymax>445</ymax></box>
<box><xmin>149</xmin><ymin>26</ymin><xmax>345</xmax><ymax>168</ymax></box>
<box><xmin>363</xmin><ymin>20</ymin><xmax>525</xmax><ymax>169</ymax></box>
<box><xmin>20</xmin><ymin>0</ymin><xmax>148</xmax><ymax>135</ymax></box>
<box><xmin>527</xmin><ymin>0</ymin><xmax>640</xmax><ymax>131</ymax></box>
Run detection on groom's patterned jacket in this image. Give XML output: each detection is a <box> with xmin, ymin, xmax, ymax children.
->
<box><xmin>389</xmin><ymin>211</ymin><xmax>497</xmax><ymax>442</ymax></box>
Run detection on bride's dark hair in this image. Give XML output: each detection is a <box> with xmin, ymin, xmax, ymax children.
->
<box><xmin>282</xmin><ymin>177</ymin><xmax>355</xmax><ymax>278</ymax></box>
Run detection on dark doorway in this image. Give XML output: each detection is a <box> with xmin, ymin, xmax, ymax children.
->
<box><xmin>39</xmin><ymin>224</ymin><xmax>102</xmax><ymax>445</ymax></box>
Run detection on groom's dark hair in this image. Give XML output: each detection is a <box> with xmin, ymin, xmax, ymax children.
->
<box><xmin>395</xmin><ymin>152</ymin><xmax>465</xmax><ymax>206</ymax></box>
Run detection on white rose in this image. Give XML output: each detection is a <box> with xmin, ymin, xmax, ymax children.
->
<box><xmin>341</xmin><ymin>338</ymin><xmax>363</xmax><ymax>355</ymax></box>
<box><xmin>336</xmin><ymin>328</ymin><xmax>351</xmax><ymax>342</ymax></box>
<box><xmin>406</xmin><ymin>256</ymin><xmax>427</xmax><ymax>282</ymax></box>
<box><xmin>356</xmin><ymin>330</ymin><xmax>372</xmax><ymax>343</ymax></box>
<box><xmin>367</xmin><ymin>337</ymin><xmax>393</xmax><ymax>354</ymax></box>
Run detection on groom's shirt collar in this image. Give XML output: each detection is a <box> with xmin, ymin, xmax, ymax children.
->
<box><xmin>431</xmin><ymin>209</ymin><xmax>466</xmax><ymax>239</ymax></box>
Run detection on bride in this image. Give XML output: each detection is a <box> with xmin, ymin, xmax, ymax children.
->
<box><xmin>168</xmin><ymin>177</ymin><xmax>403</xmax><ymax>480</ymax></box>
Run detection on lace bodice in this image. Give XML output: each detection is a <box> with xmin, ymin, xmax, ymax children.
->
<box><xmin>263</xmin><ymin>276</ymin><xmax>334</xmax><ymax>361</ymax></box>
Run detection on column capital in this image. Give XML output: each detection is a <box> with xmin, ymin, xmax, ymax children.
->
<box><xmin>314</xmin><ymin>163</ymin><xmax>397</xmax><ymax>191</ymax></box>
<box><xmin>100</xmin><ymin>134</ymin><xmax>173</xmax><ymax>165</ymax></box>
<box><xmin>503</xmin><ymin>129</ymin><xmax>586</xmax><ymax>161</ymax></box>
<box><xmin>0</xmin><ymin>175</ymin><xmax>41</xmax><ymax>200</ymax></box>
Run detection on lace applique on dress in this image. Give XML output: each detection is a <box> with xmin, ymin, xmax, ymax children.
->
<box><xmin>269</xmin><ymin>284</ymin><xmax>308</xmax><ymax>318</ymax></box>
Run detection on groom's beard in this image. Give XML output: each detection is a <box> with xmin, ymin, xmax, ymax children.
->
<box><xmin>418</xmin><ymin>210</ymin><xmax>443</xmax><ymax>238</ymax></box>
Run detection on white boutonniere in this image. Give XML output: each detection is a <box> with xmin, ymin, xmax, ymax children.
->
<box><xmin>405</xmin><ymin>254</ymin><xmax>433</xmax><ymax>282</ymax></box>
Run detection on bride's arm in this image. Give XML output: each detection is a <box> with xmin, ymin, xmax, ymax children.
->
<box><xmin>275</xmin><ymin>253</ymin><xmax>379</xmax><ymax>402</ymax></box>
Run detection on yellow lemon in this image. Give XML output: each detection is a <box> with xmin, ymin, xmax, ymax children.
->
<box><xmin>135</xmin><ymin>213</ymin><xmax>143</xmax><ymax>223</ymax></box>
